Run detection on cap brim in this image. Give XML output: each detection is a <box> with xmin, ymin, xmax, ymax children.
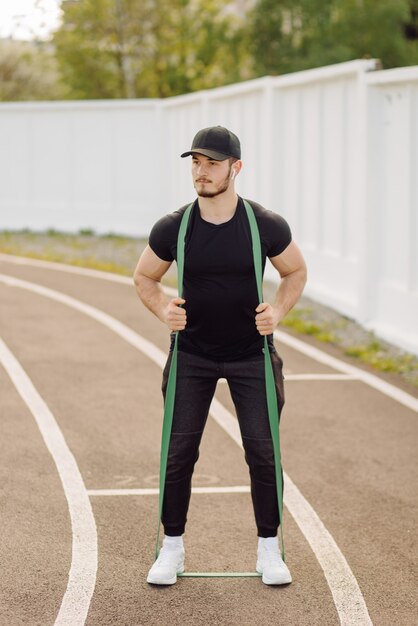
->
<box><xmin>180</xmin><ymin>149</ymin><xmax>229</xmax><ymax>160</ymax></box>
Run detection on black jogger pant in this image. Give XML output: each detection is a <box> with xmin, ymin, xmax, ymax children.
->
<box><xmin>161</xmin><ymin>345</ymin><xmax>285</xmax><ymax>538</ymax></box>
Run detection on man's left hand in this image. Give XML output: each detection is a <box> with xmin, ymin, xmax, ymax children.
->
<box><xmin>255</xmin><ymin>303</ymin><xmax>280</xmax><ymax>336</ymax></box>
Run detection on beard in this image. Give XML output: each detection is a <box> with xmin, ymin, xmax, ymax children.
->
<box><xmin>194</xmin><ymin>166</ymin><xmax>232</xmax><ymax>198</ymax></box>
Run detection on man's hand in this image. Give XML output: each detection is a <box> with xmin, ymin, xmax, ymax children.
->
<box><xmin>255</xmin><ymin>302</ymin><xmax>279</xmax><ymax>336</ymax></box>
<box><xmin>164</xmin><ymin>297</ymin><xmax>187</xmax><ymax>331</ymax></box>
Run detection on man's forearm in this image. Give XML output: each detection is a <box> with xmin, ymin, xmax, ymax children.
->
<box><xmin>134</xmin><ymin>274</ymin><xmax>168</xmax><ymax>324</ymax></box>
<box><xmin>273</xmin><ymin>269</ymin><xmax>307</xmax><ymax>323</ymax></box>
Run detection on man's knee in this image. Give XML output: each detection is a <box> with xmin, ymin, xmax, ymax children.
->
<box><xmin>243</xmin><ymin>437</ymin><xmax>276</xmax><ymax>484</ymax></box>
<box><xmin>166</xmin><ymin>432</ymin><xmax>202</xmax><ymax>482</ymax></box>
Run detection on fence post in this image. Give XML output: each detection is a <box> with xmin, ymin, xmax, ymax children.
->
<box><xmin>355</xmin><ymin>63</ymin><xmax>379</xmax><ymax>328</ymax></box>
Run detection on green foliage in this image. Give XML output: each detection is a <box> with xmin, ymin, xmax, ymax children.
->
<box><xmin>3</xmin><ymin>0</ymin><xmax>418</xmax><ymax>101</ymax></box>
<box><xmin>0</xmin><ymin>39</ymin><xmax>68</xmax><ymax>101</ymax></box>
<box><xmin>53</xmin><ymin>0</ymin><xmax>249</xmax><ymax>99</ymax></box>
<box><xmin>404</xmin><ymin>0</ymin><xmax>418</xmax><ymax>41</ymax></box>
<box><xmin>248</xmin><ymin>0</ymin><xmax>418</xmax><ymax>77</ymax></box>
<box><xmin>345</xmin><ymin>339</ymin><xmax>418</xmax><ymax>378</ymax></box>
<box><xmin>281</xmin><ymin>308</ymin><xmax>336</xmax><ymax>342</ymax></box>
<box><xmin>0</xmin><ymin>229</ymin><xmax>143</xmax><ymax>276</ymax></box>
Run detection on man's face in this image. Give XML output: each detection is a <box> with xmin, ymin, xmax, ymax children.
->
<box><xmin>191</xmin><ymin>153</ymin><xmax>233</xmax><ymax>198</ymax></box>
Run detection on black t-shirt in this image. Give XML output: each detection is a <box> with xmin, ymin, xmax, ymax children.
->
<box><xmin>149</xmin><ymin>197</ymin><xmax>292</xmax><ymax>361</ymax></box>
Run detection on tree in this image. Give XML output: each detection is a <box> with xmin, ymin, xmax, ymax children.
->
<box><xmin>0</xmin><ymin>39</ymin><xmax>68</xmax><ymax>101</ymax></box>
<box><xmin>53</xmin><ymin>0</ymin><xmax>248</xmax><ymax>99</ymax></box>
<box><xmin>247</xmin><ymin>0</ymin><xmax>418</xmax><ymax>77</ymax></box>
<box><xmin>331</xmin><ymin>0</ymin><xmax>414</xmax><ymax>68</ymax></box>
<box><xmin>53</xmin><ymin>0</ymin><xmax>139</xmax><ymax>99</ymax></box>
<box><xmin>404</xmin><ymin>0</ymin><xmax>418</xmax><ymax>40</ymax></box>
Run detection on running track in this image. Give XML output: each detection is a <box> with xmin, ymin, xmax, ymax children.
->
<box><xmin>0</xmin><ymin>254</ymin><xmax>417</xmax><ymax>626</ymax></box>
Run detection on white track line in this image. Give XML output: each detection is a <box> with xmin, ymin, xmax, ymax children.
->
<box><xmin>88</xmin><ymin>486</ymin><xmax>251</xmax><ymax>496</ymax></box>
<box><xmin>0</xmin><ymin>273</ymin><xmax>373</xmax><ymax>625</ymax></box>
<box><xmin>274</xmin><ymin>330</ymin><xmax>418</xmax><ymax>413</ymax></box>
<box><xmin>207</xmin><ymin>397</ymin><xmax>373</xmax><ymax>626</ymax></box>
<box><xmin>1</xmin><ymin>253</ymin><xmax>416</xmax><ymax>412</ymax></box>
<box><xmin>0</xmin><ymin>273</ymin><xmax>164</xmax><ymax>366</ymax></box>
<box><xmin>0</xmin><ymin>337</ymin><xmax>97</xmax><ymax>626</ymax></box>
<box><xmin>0</xmin><ymin>253</ymin><xmax>133</xmax><ymax>284</ymax></box>
<box><xmin>284</xmin><ymin>373</ymin><xmax>359</xmax><ymax>381</ymax></box>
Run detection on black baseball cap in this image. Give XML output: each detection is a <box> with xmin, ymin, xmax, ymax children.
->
<box><xmin>181</xmin><ymin>126</ymin><xmax>241</xmax><ymax>161</ymax></box>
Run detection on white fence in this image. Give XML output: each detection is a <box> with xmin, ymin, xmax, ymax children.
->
<box><xmin>1</xmin><ymin>59</ymin><xmax>417</xmax><ymax>354</ymax></box>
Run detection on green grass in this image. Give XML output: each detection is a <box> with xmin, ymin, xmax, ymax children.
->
<box><xmin>0</xmin><ymin>246</ymin><xmax>133</xmax><ymax>276</ymax></box>
<box><xmin>345</xmin><ymin>341</ymin><xmax>418</xmax><ymax>377</ymax></box>
<box><xmin>282</xmin><ymin>307</ymin><xmax>418</xmax><ymax>385</ymax></box>
<box><xmin>281</xmin><ymin>308</ymin><xmax>336</xmax><ymax>343</ymax></box>
<box><xmin>0</xmin><ymin>229</ymin><xmax>144</xmax><ymax>277</ymax></box>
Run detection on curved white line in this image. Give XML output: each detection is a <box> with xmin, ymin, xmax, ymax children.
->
<box><xmin>1</xmin><ymin>253</ymin><xmax>416</xmax><ymax>412</ymax></box>
<box><xmin>0</xmin><ymin>253</ymin><xmax>133</xmax><ymax>284</ymax></box>
<box><xmin>209</xmin><ymin>398</ymin><xmax>373</xmax><ymax>626</ymax></box>
<box><xmin>0</xmin><ymin>337</ymin><xmax>97</xmax><ymax>626</ymax></box>
<box><xmin>0</xmin><ymin>273</ymin><xmax>373</xmax><ymax>625</ymax></box>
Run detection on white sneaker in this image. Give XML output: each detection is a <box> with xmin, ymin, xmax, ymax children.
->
<box><xmin>256</xmin><ymin>538</ymin><xmax>292</xmax><ymax>585</ymax></box>
<box><xmin>146</xmin><ymin>546</ymin><xmax>185</xmax><ymax>585</ymax></box>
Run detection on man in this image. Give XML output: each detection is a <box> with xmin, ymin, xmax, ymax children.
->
<box><xmin>133</xmin><ymin>126</ymin><xmax>307</xmax><ymax>586</ymax></box>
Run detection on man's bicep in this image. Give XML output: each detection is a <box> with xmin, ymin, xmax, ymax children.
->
<box><xmin>269</xmin><ymin>241</ymin><xmax>307</xmax><ymax>278</ymax></box>
<box><xmin>134</xmin><ymin>245</ymin><xmax>172</xmax><ymax>282</ymax></box>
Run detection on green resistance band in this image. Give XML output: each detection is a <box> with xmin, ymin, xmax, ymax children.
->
<box><xmin>178</xmin><ymin>572</ymin><xmax>261</xmax><ymax>578</ymax></box>
<box><xmin>154</xmin><ymin>199</ymin><xmax>285</xmax><ymax>577</ymax></box>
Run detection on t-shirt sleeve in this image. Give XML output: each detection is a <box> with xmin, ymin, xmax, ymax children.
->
<box><xmin>148</xmin><ymin>214</ymin><xmax>177</xmax><ymax>262</ymax></box>
<box><xmin>261</xmin><ymin>210</ymin><xmax>292</xmax><ymax>257</ymax></box>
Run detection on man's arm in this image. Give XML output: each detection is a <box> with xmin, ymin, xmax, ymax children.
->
<box><xmin>133</xmin><ymin>245</ymin><xmax>187</xmax><ymax>331</ymax></box>
<box><xmin>255</xmin><ymin>240</ymin><xmax>307</xmax><ymax>336</ymax></box>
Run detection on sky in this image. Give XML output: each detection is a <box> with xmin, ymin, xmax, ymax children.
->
<box><xmin>0</xmin><ymin>0</ymin><xmax>62</xmax><ymax>40</ymax></box>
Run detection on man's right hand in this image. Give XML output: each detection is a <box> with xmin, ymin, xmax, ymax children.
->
<box><xmin>164</xmin><ymin>297</ymin><xmax>187</xmax><ymax>331</ymax></box>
